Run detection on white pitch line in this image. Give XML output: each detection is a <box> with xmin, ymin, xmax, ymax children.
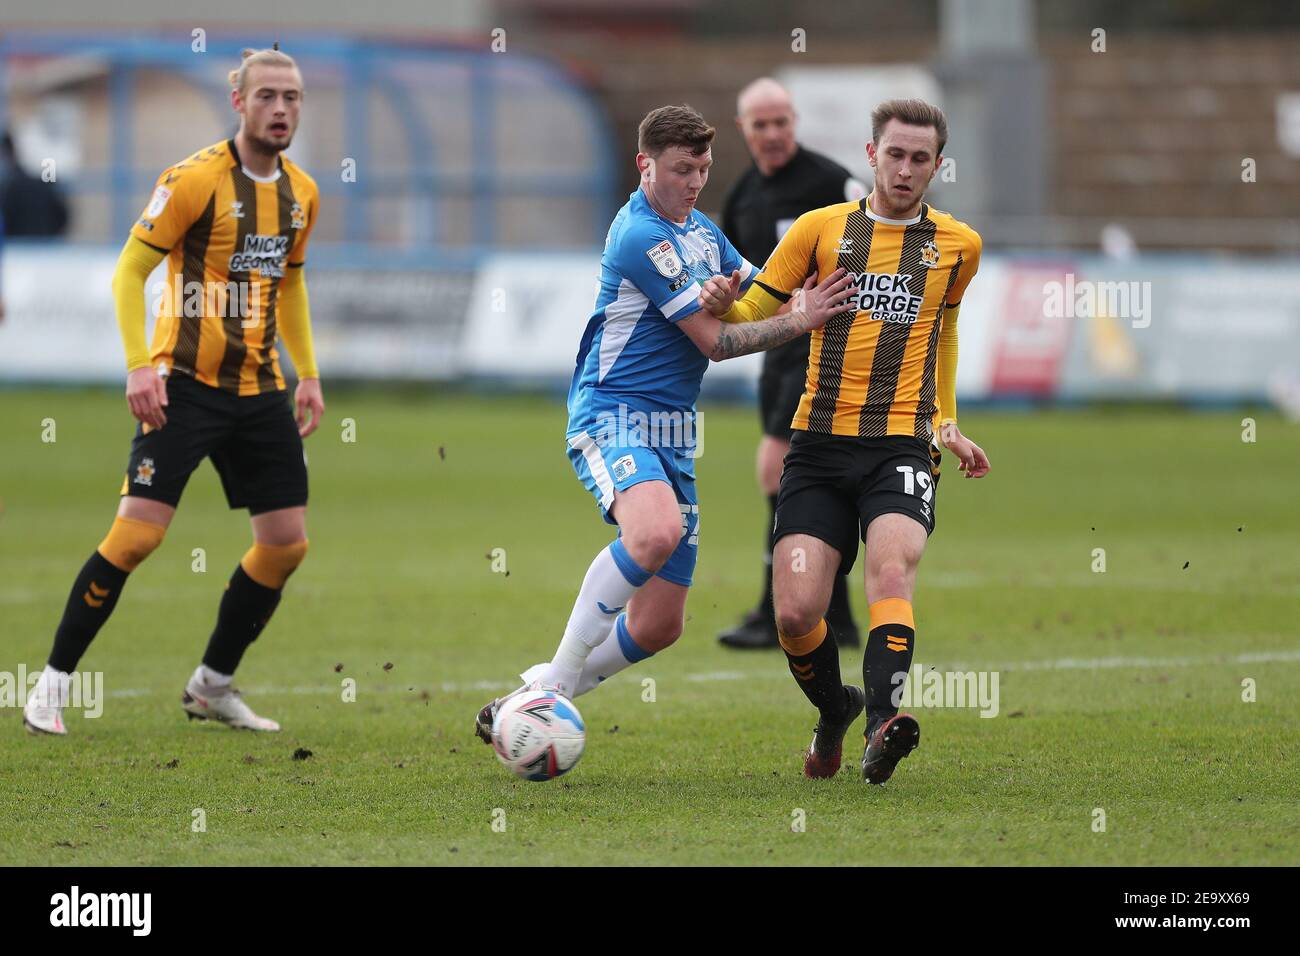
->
<box><xmin>923</xmin><ymin>572</ymin><xmax>1300</xmax><ymax>597</ymax></box>
<box><xmin>100</xmin><ymin>648</ymin><xmax>1300</xmax><ymax>700</ymax></box>
<box><xmin>684</xmin><ymin>671</ymin><xmax>749</xmax><ymax>683</ymax></box>
<box><xmin>968</xmin><ymin>649</ymin><xmax>1300</xmax><ymax>672</ymax></box>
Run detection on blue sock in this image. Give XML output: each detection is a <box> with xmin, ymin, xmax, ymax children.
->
<box><xmin>575</xmin><ymin>613</ymin><xmax>654</xmax><ymax>696</ymax></box>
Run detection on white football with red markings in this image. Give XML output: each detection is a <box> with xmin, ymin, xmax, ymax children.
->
<box><xmin>491</xmin><ymin>688</ymin><xmax>586</xmax><ymax>781</ymax></box>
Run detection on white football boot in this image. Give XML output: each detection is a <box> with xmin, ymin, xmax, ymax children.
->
<box><xmin>182</xmin><ymin>668</ymin><xmax>280</xmax><ymax>731</ymax></box>
<box><xmin>473</xmin><ymin>667</ymin><xmax>552</xmax><ymax>745</ymax></box>
<box><xmin>23</xmin><ymin>666</ymin><xmax>70</xmax><ymax>736</ymax></box>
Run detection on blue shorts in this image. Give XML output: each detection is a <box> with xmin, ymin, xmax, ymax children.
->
<box><xmin>566</xmin><ymin>427</ymin><xmax>699</xmax><ymax>587</ymax></box>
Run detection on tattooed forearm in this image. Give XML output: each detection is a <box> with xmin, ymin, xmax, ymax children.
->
<box><xmin>709</xmin><ymin>311</ymin><xmax>808</xmax><ymax>360</ymax></box>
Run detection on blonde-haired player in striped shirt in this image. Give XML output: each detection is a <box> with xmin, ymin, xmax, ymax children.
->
<box><xmin>25</xmin><ymin>47</ymin><xmax>323</xmax><ymax>736</ymax></box>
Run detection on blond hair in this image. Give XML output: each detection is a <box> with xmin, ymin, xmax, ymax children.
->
<box><xmin>228</xmin><ymin>47</ymin><xmax>300</xmax><ymax>94</ymax></box>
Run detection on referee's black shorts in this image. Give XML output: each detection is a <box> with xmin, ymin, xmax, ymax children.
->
<box><xmin>758</xmin><ymin>336</ymin><xmax>810</xmax><ymax>439</ymax></box>
<box><xmin>773</xmin><ymin>430</ymin><xmax>942</xmax><ymax>577</ymax></box>
<box><xmin>120</xmin><ymin>373</ymin><xmax>308</xmax><ymax>515</ymax></box>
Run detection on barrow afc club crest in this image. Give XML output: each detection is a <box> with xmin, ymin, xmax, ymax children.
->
<box><xmin>611</xmin><ymin>455</ymin><xmax>638</xmax><ymax>482</ymax></box>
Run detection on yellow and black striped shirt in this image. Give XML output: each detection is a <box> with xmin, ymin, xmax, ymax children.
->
<box><xmin>749</xmin><ymin>198</ymin><xmax>980</xmax><ymax>439</ymax></box>
<box><xmin>130</xmin><ymin>139</ymin><xmax>320</xmax><ymax>395</ymax></box>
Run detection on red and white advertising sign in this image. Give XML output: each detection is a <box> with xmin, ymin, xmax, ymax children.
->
<box><xmin>989</xmin><ymin>263</ymin><xmax>1076</xmax><ymax>396</ymax></box>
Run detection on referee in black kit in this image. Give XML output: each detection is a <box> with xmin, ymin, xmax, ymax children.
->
<box><xmin>717</xmin><ymin>77</ymin><xmax>867</xmax><ymax>650</ymax></box>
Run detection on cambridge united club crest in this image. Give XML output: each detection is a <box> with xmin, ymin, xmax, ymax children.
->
<box><xmin>134</xmin><ymin>458</ymin><xmax>156</xmax><ymax>486</ymax></box>
<box><xmin>920</xmin><ymin>240</ymin><xmax>940</xmax><ymax>269</ymax></box>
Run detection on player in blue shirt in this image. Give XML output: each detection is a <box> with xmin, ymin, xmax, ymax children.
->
<box><xmin>476</xmin><ymin>106</ymin><xmax>853</xmax><ymax>744</ymax></box>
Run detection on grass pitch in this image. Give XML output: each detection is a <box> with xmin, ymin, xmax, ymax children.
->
<box><xmin>1</xmin><ymin>388</ymin><xmax>1296</xmax><ymax>865</ymax></box>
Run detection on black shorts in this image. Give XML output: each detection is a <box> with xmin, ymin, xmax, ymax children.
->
<box><xmin>121</xmin><ymin>373</ymin><xmax>308</xmax><ymax>515</ymax></box>
<box><xmin>773</xmin><ymin>430</ymin><xmax>941</xmax><ymax>577</ymax></box>
<box><xmin>759</xmin><ymin>338</ymin><xmax>810</xmax><ymax>439</ymax></box>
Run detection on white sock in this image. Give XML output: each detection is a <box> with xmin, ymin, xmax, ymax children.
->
<box><xmin>196</xmin><ymin>664</ymin><xmax>233</xmax><ymax>688</ymax></box>
<box><xmin>574</xmin><ymin>614</ymin><xmax>654</xmax><ymax>697</ymax></box>
<box><xmin>543</xmin><ymin>540</ymin><xmax>651</xmax><ymax>697</ymax></box>
<box><xmin>35</xmin><ymin>665</ymin><xmax>71</xmax><ymax>707</ymax></box>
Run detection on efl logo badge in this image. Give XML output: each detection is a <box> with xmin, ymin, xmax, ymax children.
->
<box><xmin>145</xmin><ymin>186</ymin><xmax>171</xmax><ymax>219</ymax></box>
<box><xmin>611</xmin><ymin>454</ymin><xmax>637</xmax><ymax>482</ymax></box>
<box><xmin>920</xmin><ymin>240</ymin><xmax>940</xmax><ymax>269</ymax></box>
<box><xmin>646</xmin><ymin>240</ymin><xmax>683</xmax><ymax>278</ymax></box>
<box><xmin>134</xmin><ymin>458</ymin><xmax>156</xmax><ymax>487</ymax></box>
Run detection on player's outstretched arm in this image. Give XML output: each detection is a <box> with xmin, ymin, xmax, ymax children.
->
<box><xmin>277</xmin><ymin>266</ymin><xmax>325</xmax><ymax>437</ymax></box>
<box><xmin>705</xmin><ymin>207</ymin><xmax>824</xmax><ymax>323</ymax></box>
<box><xmin>679</xmin><ymin>269</ymin><xmax>851</xmax><ymax>361</ymax></box>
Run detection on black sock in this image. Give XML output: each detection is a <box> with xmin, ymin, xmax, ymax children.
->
<box><xmin>781</xmin><ymin>620</ymin><xmax>847</xmax><ymax>717</ymax></box>
<box><xmin>826</xmin><ymin>574</ymin><xmax>856</xmax><ymax>629</ymax></box>
<box><xmin>49</xmin><ymin>551</ymin><xmax>130</xmax><ymax>673</ymax></box>
<box><xmin>863</xmin><ymin>615</ymin><xmax>916</xmax><ymax>723</ymax></box>
<box><xmin>201</xmin><ymin>565</ymin><xmax>283</xmax><ymax>675</ymax></box>
<box><xmin>759</xmin><ymin>493</ymin><xmax>778</xmax><ymax>616</ymax></box>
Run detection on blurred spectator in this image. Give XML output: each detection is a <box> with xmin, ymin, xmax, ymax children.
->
<box><xmin>1100</xmin><ymin>222</ymin><xmax>1137</xmax><ymax>260</ymax></box>
<box><xmin>0</xmin><ymin>130</ymin><xmax>70</xmax><ymax>237</ymax></box>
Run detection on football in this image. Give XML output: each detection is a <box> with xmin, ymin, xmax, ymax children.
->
<box><xmin>491</xmin><ymin>689</ymin><xmax>586</xmax><ymax>781</ymax></box>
